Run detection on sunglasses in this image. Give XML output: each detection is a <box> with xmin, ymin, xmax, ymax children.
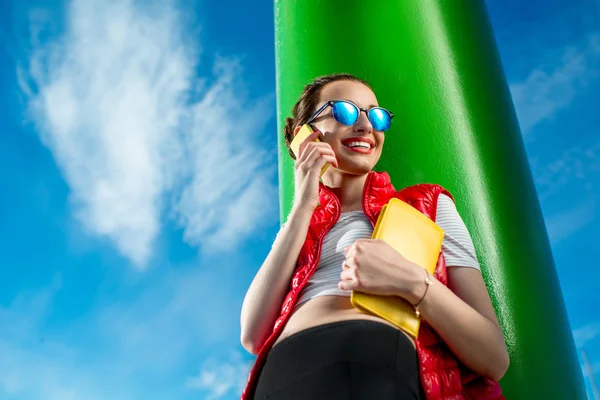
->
<box><xmin>307</xmin><ymin>100</ymin><xmax>394</xmax><ymax>132</ymax></box>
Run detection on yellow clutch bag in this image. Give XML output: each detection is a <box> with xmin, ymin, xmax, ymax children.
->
<box><xmin>350</xmin><ymin>197</ymin><xmax>444</xmax><ymax>339</ymax></box>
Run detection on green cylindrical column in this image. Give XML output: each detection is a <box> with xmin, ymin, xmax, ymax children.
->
<box><xmin>275</xmin><ymin>0</ymin><xmax>586</xmax><ymax>398</ymax></box>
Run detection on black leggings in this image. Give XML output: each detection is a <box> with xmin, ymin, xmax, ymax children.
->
<box><xmin>253</xmin><ymin>320</ymin><xmax>424</xmax><ymax>400</ymax></box>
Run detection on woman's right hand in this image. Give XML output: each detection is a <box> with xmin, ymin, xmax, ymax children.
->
<box><xmin>292</xmin><ymin>129</ymin><xmax>339</xmax><ymax>213</ymax></box>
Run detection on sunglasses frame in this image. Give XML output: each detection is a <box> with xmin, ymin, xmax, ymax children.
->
<box><xmin>306</xmin><ymin>100</ymin><xmax>394</xmax><ymax>131</ymax></box>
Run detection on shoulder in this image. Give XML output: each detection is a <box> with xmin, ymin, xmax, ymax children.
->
<box><xmin>435</xmin><ymin>193</ymin><xmax>464</xmax><ymax>226</ymax></box>
<box><xmin>432</xmin><ymin>195</ymin><xmax>482</xmax><ymax>270</ymax></box>
<box><xmin>393</xmin><ymin>183</ymin><xmax>455</xmax><ymax>219</ymax></box>
<box><xmin>396</xmin><ymin>183</ymin><xmax>454</xmax><ymax>201</ymax></box>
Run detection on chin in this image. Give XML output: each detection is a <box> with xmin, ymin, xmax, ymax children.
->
<box><xmin>333</xmin><ymin>146</ymin><xmax>381</xmax><ymax>175</ymax></box>
<box><xmin>337</xmin><ymin>162</ymin><xmax>375</xmax><ymax>176</ymax></box>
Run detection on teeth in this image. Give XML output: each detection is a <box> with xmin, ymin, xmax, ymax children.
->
<box><xmin>345</xmin><ymin>141</ymin><xmax>371</xmax><ymax>149</ymax></box>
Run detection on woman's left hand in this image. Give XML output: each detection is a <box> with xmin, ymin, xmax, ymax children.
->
<box><xmin>339</xmin><ymin>239</ymin><xmax>424</xmax><ymax>302</ymax></box>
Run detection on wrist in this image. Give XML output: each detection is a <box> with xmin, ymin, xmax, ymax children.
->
<box><xmin>401</xmin><ymin>263</ymin><xmax>430</xmax><ymax>305</ymax></box>
<box><xmin>289</xmin><ymin>204</ymin><xmax>315</xmax><ymax>222</ymax></box>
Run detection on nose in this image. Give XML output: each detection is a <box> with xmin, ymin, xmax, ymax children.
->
<box><xmin>353</xmin><ymin>110</ymin><xmax>373</xmax><ymax>133</ymax></box>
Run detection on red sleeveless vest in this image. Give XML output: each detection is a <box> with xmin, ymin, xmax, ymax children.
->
<box><xmin>241</xmin><ymin>171</ymin><xmax>504</xmax><ymax>400</ymax></box>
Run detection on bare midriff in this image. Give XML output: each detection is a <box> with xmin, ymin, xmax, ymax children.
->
<box><xmin>273</xmin><ymin>295</ymin><xmax>416</xmax><ymax>348</ymax></box>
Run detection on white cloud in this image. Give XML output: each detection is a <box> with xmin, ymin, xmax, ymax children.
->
<box><xmin>573</xmin><ymin>323</ymin><xmax>600</xmax><ymax>348</ymax></box>
<box><xmin>6</xmin><ymin>3</ymin><xmax>276</xmax><ymax>397</ymax></box>
<box><xmin>582</xmin><ymin>361</ymin><xmax>600</xmax><ymax>378</ymax></box>
<box><xmin>18</xmin><ymin>0</ymin><xmax>277</xmax><ymax>268</ymax></box>
<box><xmin>580</xmin><ymin>349</ymin><xmax>600</xmax><ymax>400</ymax></box>
<box><xmin>186</xmin><ymin>352</ymin><xmax>252</xmax><ymax>400</ymax></box>
<box><xmin>531</xmin><ymin>141</ymin><xmax>599</xmax><ymax>244</ymax></box>
<box><xmin>174</xmin><ymin>58</ymin><xmax>278</xmax><ymax>254</ymax></box>
<box><xmin>533</xmin><ymin>142</ymin><xmax>600</xmax><ymax>200</ymax></box>
<box><xmin>510</xmin><ymin>33</ymin><xmax>600</xmax><ymax>136</ymax></box>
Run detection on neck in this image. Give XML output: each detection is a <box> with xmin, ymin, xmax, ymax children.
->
<box><xmin>322</xmin><ymin>171</ymin><xmax>370</xmax><ymax>212</ymax></box>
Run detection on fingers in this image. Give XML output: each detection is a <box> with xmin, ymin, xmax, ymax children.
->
<box><xmin>299</xmin><ymin>148</ymin><xmax>335</xmax><ymax>174</ymax></box>
<box><xmin>315</xmin><ymin>152</ymin><xmax>338</xmax><ymax>170</ymax></box>
<box><xmin>340</xmin><ymin>268</ymin><xmax>358</xmax><ymax>282</ymax></box>
<box><xmin>339</xmin><ymin>268</ymin><xmax>358</xmax><ymax>291</ymax></box>
<box><xmin>298</xmin><ymin>141</ymin><xmax>335</xmax><ymax>163</ymax></box>
<box><xmin>344</xmin><ymin>242</ymin><xmax>359</xmax><ymax>259</ymax></box>
<box><xmin>345</xmin><ymin>239</ymin><xmax>375</xmax><ymax>257</ymax></box>
<box><xmin>297</xmin><ymin>129</ymin><xmax>321</xmax><ymax>157</ymax></box>
<box><xmin>338</xmin><ymin>280</ymin><xmax>355</xmax><ymax>291</ymax></box>
<box><xmin>343</xmin><ymin>255</ymin><xmax>356</xmax><ymax>269</ymax></box>
<box><xmin>340</xmin><ymin>268</ymin><xmax>356</xmax><ymax>282</ymax></box>
<box><xmin>340</xmin><ymin>255</ymin><xmax>358</xmax><ymax>291</ymax></box>
<box><xmin>308</xmin><ymin>145</ymin><xmax>337</xmax><ymax>168</ymax></box>
<box><xmin>296</xmin><ymin>142</ymin><xmax>339</xmax><ymax>172</ymax></box>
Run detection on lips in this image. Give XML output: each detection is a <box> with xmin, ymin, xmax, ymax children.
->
<box><xmin>341</xmin><ymin>137</ymin><xmax>375</xmax><ymax>154</ymax></box>
<box><xmin>341</xmin><ymin>137</ymin><xmax>375</xmax><ymax>148</ymax></box>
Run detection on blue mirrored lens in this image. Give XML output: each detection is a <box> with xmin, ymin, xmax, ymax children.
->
<box><xmin>332</xmin><ymin>102</ymin><xmax>359</xmax><ymax>126</ymax></box>
<box><xmin>369</xmin><ymin>108</ymin><xmax>391</xmax><ymax>131</ymax></box>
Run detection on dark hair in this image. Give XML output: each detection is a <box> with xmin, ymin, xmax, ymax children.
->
<box><xmin>283</xmin><ymin>73</ymin><xmax>371</xmax><ymax>159</ymax></box>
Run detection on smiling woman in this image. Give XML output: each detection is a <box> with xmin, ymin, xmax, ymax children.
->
<box><xmin>239</xmin><ymin>74</ymin><xmax>510</xmax><ymax>400</ymax></box>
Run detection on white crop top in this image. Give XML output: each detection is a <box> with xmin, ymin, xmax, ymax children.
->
<box><xmin>274</xmin><ymin>194</ymin><xmax>481</xmax><ymax>308</ymax></box>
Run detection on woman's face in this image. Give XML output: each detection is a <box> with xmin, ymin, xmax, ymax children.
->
<box><xmin>311</xmin><ymin>81</ymin><xmax>385</xmax><ymax>176</ymax></box>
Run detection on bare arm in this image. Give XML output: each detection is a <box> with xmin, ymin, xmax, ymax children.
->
<box><xmin>404</xmin><ymin>267</ymin><xmax>509</xmax><ymax>381</ymax></box>
<box><xmin>240</xmin><ymin>127</ymin><xmax>338</xmax><ymax>355</ymax></box>
<box><xmin>341</xmin><ymin>239</ymin><xmax>509</xmax><ymax>380</ymax></box>
<box><xmin>408</xmin><ymin>195</ymin><xmax>509</xmax><ymax>380</ymax></box>
<box><xmin>240</xmin><ymin>206</ymin><xmax>313</xmax><ymax>354</ymax></box>
<box><xmin>338</xmin><ymin>195</ymin><xmax>508</xmax><ymax>379</ymax></box>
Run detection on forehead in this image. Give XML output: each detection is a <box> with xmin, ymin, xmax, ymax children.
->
<box><xmin>319</xmin><ymin>80</ymin><xmax>378</xmax><ymax>108</ymax></box>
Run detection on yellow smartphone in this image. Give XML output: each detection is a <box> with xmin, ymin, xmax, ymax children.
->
<box><xmin>290</xmin><ymin>124</ymin><xmax>330</xmax><ymax>177</ymax></box>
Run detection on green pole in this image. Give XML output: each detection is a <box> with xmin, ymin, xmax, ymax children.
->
<box><xmin>274</xmin><ymin>0</ymin><xmax>586</xmax><ymax>398</ymax></box>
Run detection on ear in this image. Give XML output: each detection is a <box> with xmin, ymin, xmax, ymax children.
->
<box><xmin>293</xmin><ymin>125</ymin><xmax>302</xmax><ymax>137</ymax></box>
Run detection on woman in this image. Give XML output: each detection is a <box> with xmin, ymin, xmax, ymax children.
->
<box><xmin>240</xmin><ymin>73</ymin><xmax>509</xmax><ymax>400</ymax></box>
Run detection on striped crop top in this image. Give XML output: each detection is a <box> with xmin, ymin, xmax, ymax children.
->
<box><xmin>274</xmin><ymin>194</ymin><xmax>481</xmax><ymax>308</ymax></box>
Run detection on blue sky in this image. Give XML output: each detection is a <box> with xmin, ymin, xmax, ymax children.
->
<box><xmin>0</xmin><ymin>0</ymin><xmax>598</xmax><ymax>399</ymax></box>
